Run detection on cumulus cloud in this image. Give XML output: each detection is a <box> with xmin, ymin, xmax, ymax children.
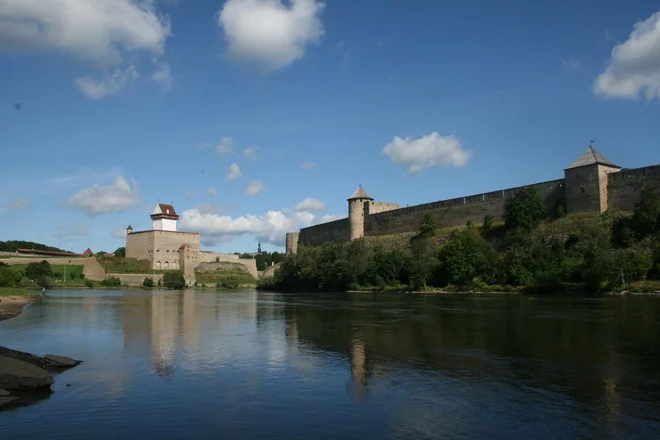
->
<box><xmin>301</xmin><ymin>161</ymin><xmax>316</xmax><ymax>171</ymax></box>
<box><xmin>292</xmin><ymin>197</ymin><xmax>326</xmax><ymax>212</ymax></box>
<box><xmin>243</xmin><ymin>146</ymin><xmax>260</xmax><ymax>160</ymax></box>
<box><xmin>68</xmin><ymin>175</ymin><xmax>140</xmax><ymax>216</ymax></box>
<box><xmin>206</xmin><ymin>187</ymin><xmax>218</xmax><ymax>197</ymax></box>
<box><xmin>76</xmin><ymin>66</ymin><xmax>139</xmax><ymax>99</ymax></box>
<box><xmin>0</xmin><ymin>0</ymin><xmax>172</xmax><ymax>97</ymax></box>
<box><xmin>180</xmin><ymin>202</ymin><xmax>340</xmax><ymax>246</ymax></box>
<box><xmin>594</xmin><ymin>11</ymin><xmax>660</xmax><ymax>100</ymax></box>
<box><xmin>226</xmin><ymin>163</ymin><xmax>243</xmax><ymax>182</ymax></box>
<box><xmin>216</xmin><ymin>0</ymin><xmax>326</xmax><ymax>71</ymax></box>
<box><xmin>194</xmin><ymin>203</ymin><xmax>223</xmax><ymax>215</ymax></box>
<box><xmin>382</xmin><ymin>132</ymin><xmax>471</xmax><ymax>175</ymax></box>
<box><xmin>245</xmin><ymin>180</ymin><xmax>266</xmax><ymax>196</ymax></box>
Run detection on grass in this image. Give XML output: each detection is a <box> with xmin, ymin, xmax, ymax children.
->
<box><xmin>194</xmin><ymin>269</ymin><xmax>255</xmax><ymax>285</ymax></box>
<box><xmin>96</xmin><ymin>255</ymin><xmax>164</xmax><ymax>274</ymax></box>
<box><xmin>0</xmin><ymin>287</ymin><xmax>35</xmax><ymax>297</ymax></box>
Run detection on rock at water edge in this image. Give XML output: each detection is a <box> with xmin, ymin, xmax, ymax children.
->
<box><xmin>0</xmin><ymin>356</ymin><xmax>54</xmax><ymax>390</ymax></box>
<box><xmin>44</xmin><ymin>354</ymin><xmax>82</xmax><ymax>368</ymax></box>
<box><xmin>0</xmin><ymin>388</ymin><xmax>9</xmax><ymax>396</ymax></box>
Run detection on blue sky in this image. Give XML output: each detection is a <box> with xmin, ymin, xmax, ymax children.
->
<box><xmin>1</xmin><ymin>0</ymin><xmax>660</xmax><ymax>253</ymax></box>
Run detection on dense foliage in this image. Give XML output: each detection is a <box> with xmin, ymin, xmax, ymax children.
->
<box><xmin>114</xmin><ymin>247</ymin><xmax>126</xmax><ymax>258</ymax></box>
<box><xmin>143</xmin><ymin>277</ymin><xmax>155</xmax><ymax>288</ymax></box>
<box><xmin>261</xmin><ymin>185</ymin><xmax>660</xmax><ymax>294</ymax></box>
<box><xmin>100</xmin><ymin>276</ymin><xmax>121</xmax><ymax>287</ymax></box>
<box><xmin>0</xmin><ymin>240</ymin><xmax>66</xmax><ymax>253</ymax></box>
<box><xmin>163</xmin><ymin>271</ymin><xmax>186</xmax><ymax>289</ymax></box>
<box><xmin>236</xmin><ymin>251</ymin><xmax>285</xmax><ymax>271</ymax></box>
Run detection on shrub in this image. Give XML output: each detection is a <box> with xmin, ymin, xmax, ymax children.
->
<box><xmin>217</xmin><ymin>276</ymin><xmax>241</xmax><ymax>290</ymax></box>
<box><xmin>143</xmin><ymin>277</ymin><xmax>154</xmax><ymax>288</ymax></box>
<box><xmin>36</xmin><ymin>276</ymin><xmax>53</xmax><ymax>289</ymax></box>
<box><xmin>480</xmin><ymin>215</ymin><xmax>494</xmax><ymax>237</ymax></box>
<box><xmin>0</xmin><ymin>266</ymin><xmax>22</xmax><ymax>287</ymax></box>
<box><xmin>101</xmin><ymin>276</ymin><xmax>121</xmax><ymax>287</ymax></box>
<box><xmin>504</xmin><ymin>187</ymin><xmax>547</xmax><ymax>231</ymax></box>
<box><xmin>84</xmin><ymin>279</ymin><xmax>95</xmax><ymax>288</ymax></box>
<box><xmin>26</xmin><ymin>260</ymin><xmax>51</xmax><ymax>280</ymax></box>
<box><xmin>163</xmin><ymin>271</ymin><xmax>186</xmax><ymax>289</ymax></box>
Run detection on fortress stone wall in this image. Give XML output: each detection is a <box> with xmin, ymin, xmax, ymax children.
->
<box><xmin>287</xmin><ymin>148</ymin><xmax>660</xmax><ymax>254</ymax></box>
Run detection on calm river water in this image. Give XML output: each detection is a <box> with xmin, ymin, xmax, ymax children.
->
<box><xmin>1</xmin><ymin>290</ymin><xmax>659</xmax><ymax>439</ymax></box>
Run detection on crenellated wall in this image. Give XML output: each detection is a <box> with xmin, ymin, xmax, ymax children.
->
<box><xmin>298</xmin><ymin>218</ymin><xmax>349</xmax><ymax>246</ymax></box>
<box><xmin>607</xmin><ymin>165</ymin><xmax>660</xmax><ymax>212</ymax></box>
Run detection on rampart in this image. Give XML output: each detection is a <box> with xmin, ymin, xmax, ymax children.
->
<box><xmin>298</xmin><ymin>218</ymin><xmax>350</xmax><ymax>246</ymax></box>
<box><xmin>607</xmin><ymin>165</ymin><xmax>660</xmax><ymax>212</ymax></box>
<box><xmin>366</xmin><ymin>179</ymin><xmax>566</xmax><ymax>237</ymax></box>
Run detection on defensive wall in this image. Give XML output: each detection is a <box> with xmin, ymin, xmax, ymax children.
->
<box><xmin>289</xmin><ymin>147</ymin><xmax>660</xmax><ymax>252</ymax></box>
<box><xmin>607</xmin><ymin>165</ymin><xmax>660</xmax><ymax>212</ymax></box>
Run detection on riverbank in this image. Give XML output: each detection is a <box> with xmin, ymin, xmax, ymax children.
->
<box><xmin>0</xmin><ymin>288</ymin><xmax>38</xmax><ymax>322</ymax></box>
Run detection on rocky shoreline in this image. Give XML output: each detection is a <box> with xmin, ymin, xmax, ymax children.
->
<box><xmin>1</xmin><ymin>296</ymin><xmax>83</xmax><ymax>410</ymax></box>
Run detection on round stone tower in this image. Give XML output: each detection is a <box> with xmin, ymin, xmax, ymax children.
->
<box><xmin>347</xmin><ymin>184</ymin><xmax>374</xmax><ymax>240</ymax></box>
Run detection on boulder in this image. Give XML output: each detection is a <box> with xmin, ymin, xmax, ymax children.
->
<box><xmin>0</xmin><ymin>388</ymin><xmax>9</xmax><ymax>396</ymax></box>
<box><xmin>0</xmin><ymin>396</ymin><xmax>18</xmax><ymax>407</ymax></box>
<box><xmin>44</xmin><ymin>354</ymin><xmax>82</xmax><ymax>368</ymax></box>
<box><xmin>0</xmin><ymin>356</ymin><xmax>54</xmax><ymax>390</ymax></box>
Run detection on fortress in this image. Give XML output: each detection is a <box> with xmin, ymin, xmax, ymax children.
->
<box><xmin>285</xmin><ymin>147</ymin><xmax>660</xmax><ymax>254</ymax></box>
<box><xmin>125</xmin><ymin>203</ymin><xmax>257</xmax><ymax>284</ymax></box>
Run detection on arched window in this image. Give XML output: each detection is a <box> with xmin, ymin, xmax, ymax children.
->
<box><xmin>156</xmin><ymin>261</ymin><xmax>161</xmax><ymax>269</ymax></box>
<box><xmin>165</xmin><ymin>261</ymin><xmax>170</xmax><ymax>269</ymax></box>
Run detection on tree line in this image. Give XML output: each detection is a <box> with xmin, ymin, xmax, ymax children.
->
<box><xmin>260</xmin><ymin>184</ymin><xmax>660</xmax><ymax>293</ymax></box>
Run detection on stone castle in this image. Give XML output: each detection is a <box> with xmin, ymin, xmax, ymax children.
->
<box><xmin>125</xmin><ymin>204</ymin><xmax>257</xmax><ymax>283</ymax></box>
<box><xmin>285</xmin><ymin>147</ymin><xmax>660</xmax><ymax>254</ymax></box>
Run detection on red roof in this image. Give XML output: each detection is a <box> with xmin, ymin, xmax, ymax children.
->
<box><xmin>179</xmin><ymin>243</ymin><xmax>189</xmax><ymax>249</ymax></box>
<box><xmin>82</xmin><ymin>248</ymin><xmax>94</xmax><ymax>257</ymax></box>
<box><xmin>151</xmin><ymin>203</ymin><xmax>179</xmax><ymax>220</ymax></box>
<box><xmin>17</xmin><ymin>248</ymin><xmax>82</xmax><ymax>257</ymax></box>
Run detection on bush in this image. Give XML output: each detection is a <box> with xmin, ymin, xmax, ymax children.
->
<box><xmin>480</xmin><ymin>215</ymin><xmax>494</xmax><ymax>237</ymax></box>
<box><xmin>84</xmin><ymin>279</ymin><xmax>95</xmax><ymax>288</ymax></box>
<box><xmin>163</xmin><ymin>271</ymin><xmax>186</xmax><ymax>289</ymax></box>
<box><xmin>26</xmin><ymin>260</ymin><xmax>51</xmax><ymax>281</ymax></box>
<box><xmin>100</xmin><ymin>276</ymin><xmax>121</xmax><ymax>287</ymax></box>
<box><xmin>36</xmin><ymin>276</ymin><xmax>53</xmax><ymax>289</ymax></box>
<box><xmin>143</xmin><ymin>277</ymin><xmax>154</xmax><ymax>288</ymax></box>
<box><xmin>0</xmin><ymin>266</ymin><xmax>22</xmax><ymax>287</ymax></box>
<box><xmin>217</xmin><ymin>276</ymin><xmax>241</xmax><ymax>290</ymax></box>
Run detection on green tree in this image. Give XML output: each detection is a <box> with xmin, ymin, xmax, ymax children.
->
<box><xmin>504</xmin><ymin>187</ymin><xmax>547</xmax><ymax>231</ymax></box>
<box><xmin>409</xmin><ymin>237</ymin><xmax>438</xmax><ymax>290</ymax></box>
<box><xmin>437</xmin><ymin>229</ymin><xmax>496</xmax><ymax>287</ymax></box>
<box><xmin>114</xmin><ymin>247</ymin><xmax>126</xmax><ymax>258</ymax></box>
<box><xmin>163</xmin><ymin>271</ymin><xmax>186</xmax><ymax>289</ymax></box>
<box><xmin>25</xmin><ymin>260</ymin><xmax>51</xmax><ymax>280</ymax></box>
<box><xmin>480</xmin><ymin>215</ymin><xmax>494</xmax><ymax>237</ymax></box>
<box><xmin>143</xmin><ymin>277</ymin><xmax>155</xmax><ymax>288</ymax></box>
<box><xmin>612</xmin><ymin>247</ymin><xmax>653</xmax><ymax>288</ymax></box>
<box><xmin>555</xmin><ymin>203</ymin><xmax>567</xmax><ymax>219</ymax></box>
<box><xmin>631</xmin><ymin>186</ymin><xmax>660</xmax><ymax>237</ymax></box>
<box><xmin>100</xmin><ymin>276</ymin><xmax>121</xmax><ymax>287</ymax></box>
<box><xmin>572</xmin><ymin>221</ymin><xmax>615</xmax><ymax>292</ymax></box>
<box><xmin>0</xmin><ymin>266</ymin><xmax>22</xmax><ymax>287</ymax></box>
<box><xmin>416</xmin><ymin>212</ymin><xmax>437</xmax><ymax>239</ymax></box>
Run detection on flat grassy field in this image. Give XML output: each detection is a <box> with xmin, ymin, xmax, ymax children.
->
<box><xmin>194</xmin><ymin>269</ymin><xmax>255</xmax><ymax>285</ymax></box>
<box><xmin>8</xmin><ymin>264</ymin><xmax>85</xmax><ymax>283</ymax></box>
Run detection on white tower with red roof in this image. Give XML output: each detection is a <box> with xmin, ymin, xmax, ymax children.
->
<box><xmin>151</xmin><ymin>203</ymin><xmax>179</xmax><ymax>232</ymax></box>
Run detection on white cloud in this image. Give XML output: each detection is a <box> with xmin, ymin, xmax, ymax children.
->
<box><xmin>245</xmin><ymin>180</ymin><xmax>266</xmax><ymax>196</ymax></box>
<box><xmin>1</xmin><ymin>199</ymin><xmax>30</xmax><ymax>210</ymax></box>
<box><xmin>216</xmin><ymin>137</ymin><xmax>235</xmax><ymax>159</ymax></box>
<box><xmin>185</xmin><ymin>190</ymin><xmax>195</xmax><ymax>200</ymax></box>
<box><xmin>292</xmin><ymin>197</ymin><xmax>326</xmax><ymax>212</ymax></box>
<box><xmin>382</xmin><ymin>132</ymin><xmax>471</xmax><ymax>175</ymax></box>
<box><xmin>594</xmin><ymin>11</ymin><xmax>660</xmax><ymax>100</ymax></box>
<box><xmin>68</xmin><ymin>175</ymin><xmax>140</xmax><ymax>216</ymax></box>
<box><xmin>301</xmin><ymin>161</ymin><xmax>316</xmax><ymax>171</ymax></box>
<box><xmin>180</xmin><ymin>205</ymin><xmax>340</xmax><ymax>247</ymax></box>
<box><xmin>194</xmin><ymin>203</ymin><xmax>223</xmax><ymax>215</ymax></box>
<box><xmin>216</xmin><ymin>0</ymin><xmax>326</xmax><ymax>71</ymax></box>
<box><xmin>76</xmin><ymin>65</ymin><xmax>139</xmax><ymax>99</ymax></box>
<box><xmin>206</xmin><ymin>187</ymin><xmax>218</xmax><ymax>197</ymax></box>
<box><xmin>56</xmin><ymin>225</ymin><xmax>89</xmax><ymax>239</ymax></box>
<box><xmin>0</xmin><ymin>0</ymin><xmax>172</xmax><ymax>98</ymax></box>
<box><xmin>243</xmin><ymin>146</ymin><xmax>260</xmax><ymax>160</ymax></box>
<box><xmin>225</xmin><ymin>163</ymin><xmax>243</xmax><ymax>182</ymax></box>
<box><xmin>111</xmin><ymin>228</ymin><xmax>128</xmax><ymax>239</ymax></box>
<box><xmin>152</xmin><ymin>61</ymin><xmax>172</xmax><ymax>90</ymax></box>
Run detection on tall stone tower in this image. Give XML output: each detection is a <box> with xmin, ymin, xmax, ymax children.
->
<box><xmin>564</xmin><ymin>146</ymin><xmax>621</xmax><ymax>214</ymax></box>
<box><xmin>151</xmin><ymin>203</ymin><xmax>179</xmax><ymax>231</ymax></box>
<box><xmin>348</xmin><ymin>185</ymin><xmax>374</xmax><ymax>240</ymax></box>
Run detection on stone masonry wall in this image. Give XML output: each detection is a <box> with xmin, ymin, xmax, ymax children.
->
<box><xmin>607</xmin><ymin>164</ymin><xmax>660</xmax><ymax>212</ymax></box>
<box><xmin>365</xmin><ymin>201</ymin><xmax>400</xmax><ymax>215</ymax></box>
<box><xmin>298</xmin><ymin>218</ymin><xmax>350</xmax><ymax>246</ymax></box>
<box><xmin>365</xmin><ymin>179</ymin><xmax>565</xmax><ymax>236</ymax></box>
<box><xmin>108</xmin><ymin>273</ymin><xmax>164</xmax><ymax>286</ymax></box>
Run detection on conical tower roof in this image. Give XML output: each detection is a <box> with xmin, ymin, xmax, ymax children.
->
<box><xmin>566</xmin><ymin>147</ymin><xmax>620</xmax><ymax>170</ymax></box>
<box><xmin>348</xmin><ymin>184</ymin><xmax>373</xmax><ymax>201</ymax></box>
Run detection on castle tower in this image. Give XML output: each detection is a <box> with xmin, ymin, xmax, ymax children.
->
<box><xmin>348</xmin><ymin>185</ymin><xmax>374</xmax><ymax>240</ymax></box>
<box><xmin>151</xmin><ymin>203</ymin><xmax>179</xmax><ymax>231</ymax></box>
<box><xmin>126</xmin><ymin>225</ymin><xmax>133</xmax><ymax>235</ymax></box>
<box><xmin>564</xmin><ymin>146</ymin><xmax>621</xmax><ymax>214</ymax></box>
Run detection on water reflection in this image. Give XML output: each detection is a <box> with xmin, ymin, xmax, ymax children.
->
<box><xmin>0</xmin><ymin>290</ymin><xmax>658</xmax><ymax>439</ymax></box>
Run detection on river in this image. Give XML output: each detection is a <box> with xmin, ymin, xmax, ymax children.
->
<box><xmin>1</xmin><ymin>290</ymin><xmax>659</xmax><ymax>439</ymax></box>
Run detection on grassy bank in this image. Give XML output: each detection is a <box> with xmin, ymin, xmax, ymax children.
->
<box><xmin>0</xmin><ymin>287</ymin><xmax>35</xmax><ymax>297</ymax></box>
<box><xmin>96</xmin><ymin>255</ymin><xmax>166</xmax><ymax>274</ymax></box>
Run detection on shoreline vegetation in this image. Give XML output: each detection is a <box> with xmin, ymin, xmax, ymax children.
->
<box><xmin>258</xmin><ymin>185</ymin><xmax>660</xmax><ymax>295</ymax></box>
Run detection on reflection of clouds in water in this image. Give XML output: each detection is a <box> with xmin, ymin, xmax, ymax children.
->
<box><xmin>76</xmin><ymin>369</ymin><xmax>133</xmax><ymax>399</ymax></box>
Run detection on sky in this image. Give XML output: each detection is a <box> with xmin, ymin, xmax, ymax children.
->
<box><xmin>1</xmin><ymin>0</ymin><xmax>660</xmax><ymax>254</ymax></box>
